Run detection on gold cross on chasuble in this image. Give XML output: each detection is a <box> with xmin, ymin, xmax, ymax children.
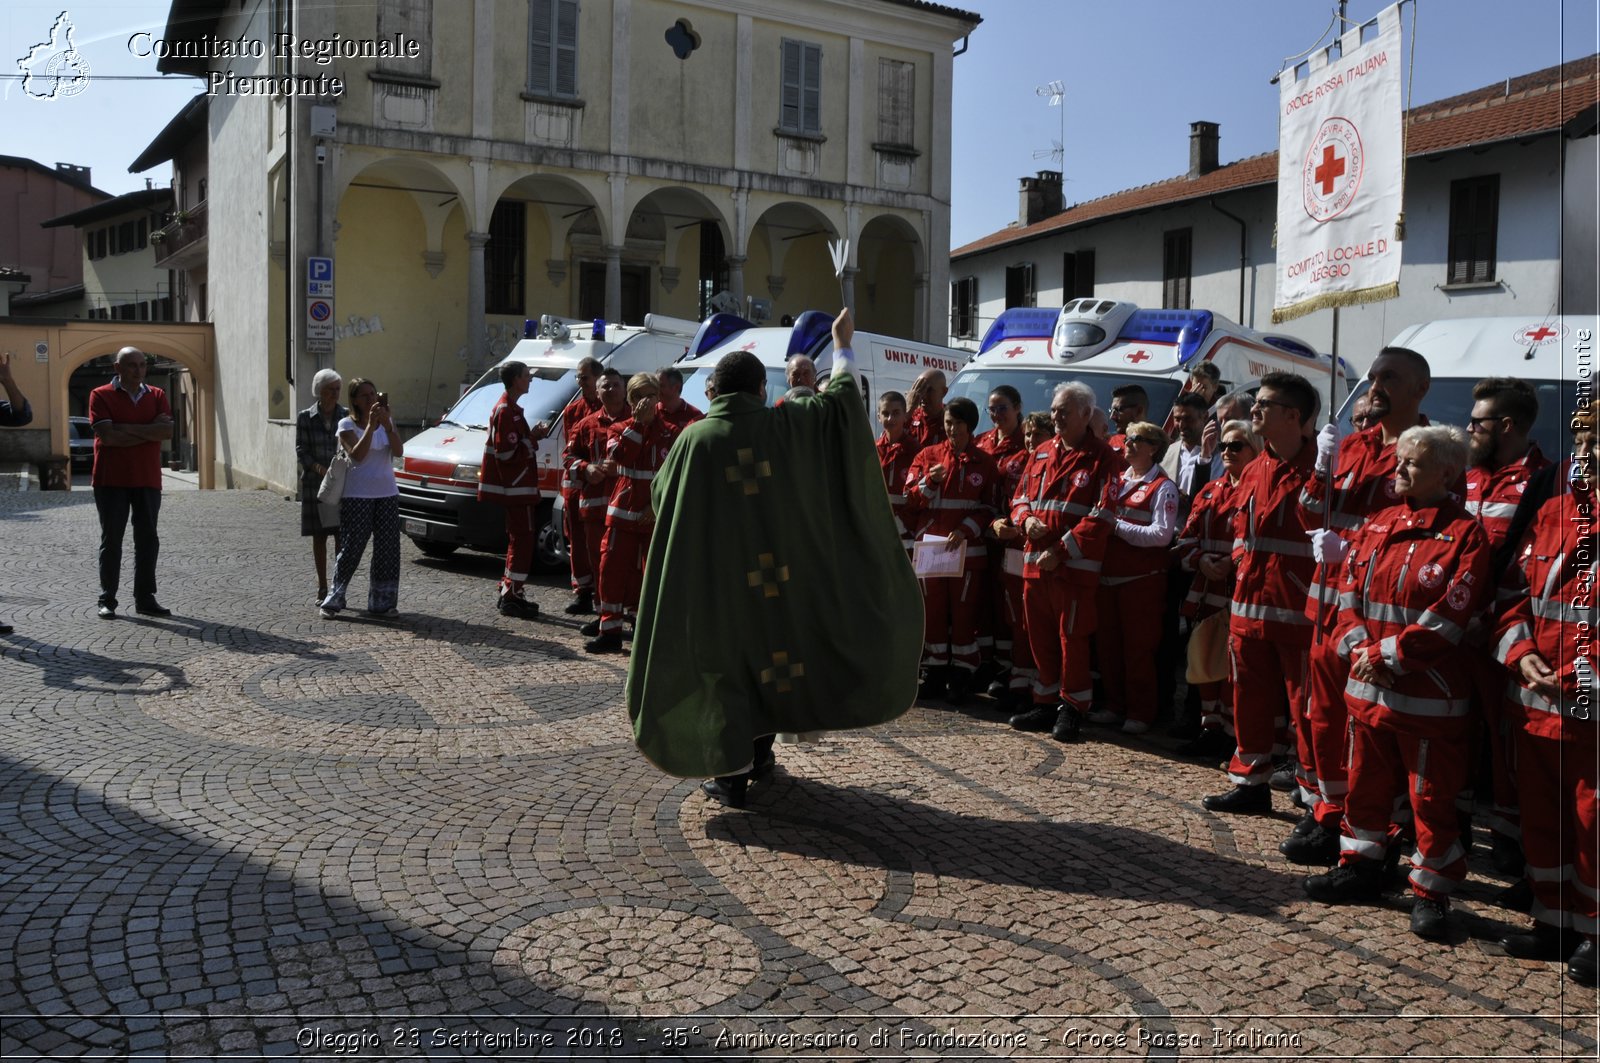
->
<box><xmin>725</xmin><ymin>448</ymin><xmax>772</xmax><ymax>496</ymax></box>
<box><xmin>746</xmin><ymin>553</ymin><xmax>791</xmax><ymax>599</ymax></box>
<box><xmin>759</xmin><ymin>651</ymin><xmax>805</xmax><ymax>693</ymax></box>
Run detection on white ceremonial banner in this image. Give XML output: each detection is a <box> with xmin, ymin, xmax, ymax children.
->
<box><xmin>1273</xmin><ymin>3</ymin><xmax>1404</xmax><ymax>322</ymax></box>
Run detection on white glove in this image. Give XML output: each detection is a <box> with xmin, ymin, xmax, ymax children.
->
<box><xmin>1306</xmin><ymin>527</ymin><xmax>1349</xmax><ymax>566</ymax></box>
<box><xmin>1314</xmin><ymin>423</ymin><xmax>1341</xmax><ymax>475</ymax></box>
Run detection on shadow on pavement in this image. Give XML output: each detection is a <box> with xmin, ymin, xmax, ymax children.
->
<box><xmin>0</xmin><ymin>632</ymin><xmax>189</xmax><ymax>694</ymax></box>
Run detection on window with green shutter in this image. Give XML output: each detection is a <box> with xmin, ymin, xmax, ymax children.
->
<box><xmin>528</xmin><ymin>0</ymin><xmax>579</xmax><ymax>99</ymax></box>
<box><xmin>780</xmin><ymin>39</ymin><xmax>822</xmax><ymax>136</ymax></box>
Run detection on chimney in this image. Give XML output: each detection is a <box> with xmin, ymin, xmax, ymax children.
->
<box><xmin>55</xmin><ymin>162</ymin><xmax>91</xmax><ymax>186</ymax></box>
<box><xmin>1019</xmin><ymin>170</ymin><xmax>1063</xmax><ymax>226</ymax></box>
<box><xmin>1189</xmin><ymin>122</ymin><xmax>1219</xmax><ymax>178</ymax></box>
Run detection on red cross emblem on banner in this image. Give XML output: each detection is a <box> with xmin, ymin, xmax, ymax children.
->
<box><xmin>1125</xmin><ymin>350</ymin><xmax>1150</xmax><ymax>364</ymax></box>
<box><xmin>1302</xmin><ymin>117</ymin><xmax>1365</xmax><ymax>222</ymax></box>
<box><xmin>1313</xmin><ymin>145</ymin><xmax>1345</xmax><ymax>196</ymax></box>
<box><xmin>1005</xmin><ymin>345</ymin><xmax>1026</xmax><ymax>358</ymax></box>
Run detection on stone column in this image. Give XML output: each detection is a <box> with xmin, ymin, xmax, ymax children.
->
<box><xmin>604</xmin><ymin>244</ymin><xmax>623</xmax><ymax>324</ymax></box>
<box><xmin>466</xmin><ymin>230</ymin><xmax>489</xmax><ymax>370</ymax></box>
<box><xmin>913</xmin><ymin>272</ymin><xmax>929</xmax><ymax>342</ymax></box>
<box><xmin>726</xmin><ymin>254</ymin><xmax>747</xmax><ymax>307</ymax></box>
<box><xmin>840</xmin><ymin>266</ymin><xmax>859</xmax><ymax>317</ymax></box>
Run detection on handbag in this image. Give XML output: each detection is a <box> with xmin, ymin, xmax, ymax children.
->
<box><xmin>1186</xmin><ymin>611</ymin><xmax>1231</xmax><ymax>685</ymax></box>
<box><xmin>317</xmin><ymin>447</ymin><xmax>351</xmax><ymax>505</ymax></box>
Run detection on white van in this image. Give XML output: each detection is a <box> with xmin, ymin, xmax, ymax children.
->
<box><xmin>946</xmin><ymin>300</ymin><xmax>1351</xmax><ymax>431</ymax></box>
<box><xmin>669</xmin><ymin>310</ymin><xmax>970</xmax><ymax>410</ymax></box>
<box><xmin>395</xmin><ymin>314</ymin><xmax>698</xmax><ymax>567</ymax></box>
<box><xmin>1346</xmin><ymin>316</ymin><xmax>1598</xmax><ymax>459</ymax></box>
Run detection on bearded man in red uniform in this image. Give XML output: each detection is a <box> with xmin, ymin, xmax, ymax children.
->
<box><xmin>563</xmin><ymin>369</ymin><xmax>630</xmax><ymax>637</ymax></box>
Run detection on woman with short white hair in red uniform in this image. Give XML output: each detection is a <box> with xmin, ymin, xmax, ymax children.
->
<box><xmin>1089</xmin><ymin>421</ymin><xmax>1178</xmax><ymax>734</ymax></box>
<box><xmin>1302</xmin><ymin>424</ymin><xmax>1491</xmax><ymax>940</ymax></box>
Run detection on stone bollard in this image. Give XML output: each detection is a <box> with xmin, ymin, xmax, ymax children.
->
<box><xmin>39</xmin><ymin>458</ymin><xmax>69</xmax><ymax>491</ymax></box>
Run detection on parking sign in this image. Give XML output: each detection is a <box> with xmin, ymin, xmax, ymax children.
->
<box><xmin>307</xmin><ymin>256</ymin><xmax>333</xmax><ymax>297</ymax></box>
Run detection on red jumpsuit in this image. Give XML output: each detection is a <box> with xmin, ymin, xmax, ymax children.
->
<box><xmin>1011</xmin><ymin>434</ymin><xmax>1123</xmax><ymax>709</ymax></box>
<box><xmin>478</xmin><ymin>393</ymin><xmax>543</xmax><ymax>601</ymax></box>
<box><xmin>906</xmin><ymin>406</ymin><xmax>947</xmax><ymax>449</ymax></box>
<box><xmin>563</xmin><ymin>406</ymin><xmax>626</xmax><ymax>598</ymax></box>
<box><xmin>597</xmin><ymin>416</ymin><xmax>669</xmax><ymax>634</ymax></box>
<box><xmin>1496</xmin><ymin>487</ymin><xmax>1599</xmax><ymax>937</ymax></box>
<box><xmin>1331</xmin><ymin>497</ymin><xmax>1491</xmax><ymax>899</ymax></box>
<box><xmin>1175</xmin><ymin>475</ymin><xmax>1245</xmax><ymax>736</ymax></box>
<box><xmin>654</xmin><ymin>399</ymin><xmax>703</xmax><ymax>448</ymax></box>
<box><xmin>1097</xmin><ymin>467</ymin><xmax>1179</xmax><ymax>724</ymax></box>
<box><xmin>1300</xmin><ymin>424</ymin><xmax>1415</xmax><ymax>826</ymax></box>
<box><xmin>1228</xmin><ymin>442</ymin><xmax>1318</xmax><ymax>787</ymax></box>
<box><xmin>559</xmin><ymin>392</ymin><xmax>602</xmax><ymax>593</ymax></box>
<box><xmin>1465</xmin><ymin>444</ymin><xmax>1552</xmax><ymax>846</ymax></box>
<box><xmin>977</xmin><ymin>427</ymin><xmax>1029</xmax><ymax>673</ymax></box>
<box><xmin>904</xmin><ymin>441</ymin><xmax>999</xmax><ymax>675</ymax></box>
<box><xmin>876</xmin><ymin>432</ymin><xmax>923</xmax><ymax>551</ymax></box>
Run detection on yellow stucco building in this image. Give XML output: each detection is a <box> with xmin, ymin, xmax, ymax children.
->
<box><xmin>149</xmin><ymin>0</ymin><xmax>980</xmax><ymax>492</ymax></box>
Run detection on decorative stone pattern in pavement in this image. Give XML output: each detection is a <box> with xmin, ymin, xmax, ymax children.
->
<box><xmin>0</xmin><ymin>488</ymin><xmax>1596</xmax><ymax>1060</ymax></box>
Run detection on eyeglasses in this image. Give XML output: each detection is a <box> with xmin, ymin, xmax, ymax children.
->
<box><xmin>1251</xmin><ymin>397</ymin><xmax>1295</xmax><ymax>412</ymax></box>
<box><xmin>987</xmin><ymin>404</ymin><xmax>1013</xmax><ymax>414</ymax></box>
<box><xmin>1466</xmin><ymin>414</ymin><xmax>1504</xmax><ymax>431</ymax></box>
<box><xmin>1219</xmin><ymin>439</ymin><xmax>1254</xmax><ymax>454</ymax></box>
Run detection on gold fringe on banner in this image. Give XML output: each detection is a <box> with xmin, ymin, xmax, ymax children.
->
<box><xmin>1271</xmin><ymin>282</ymin><xmax>1400</xmax><ymax>324</ymax></box>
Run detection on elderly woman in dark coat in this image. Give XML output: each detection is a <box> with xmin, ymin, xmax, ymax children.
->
<box><xmin>295</xmin><ymin>368</ymin><xmax>345</xmax><ymax>602</ymax></box>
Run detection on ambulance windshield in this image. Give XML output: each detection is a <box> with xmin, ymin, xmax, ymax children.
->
<box><xmin>946</xmin><ymin>369</ymin><xmax>1183</xmax><ymax>434</ymax></box>
<box><xmin>442</xmin><ymin>366</ymin><xmax>578</xmax><ymax>429</ymax></box>
<box><xmin>677</xmin><ymin>363</ymin><xmax>791</xmax><ymax>408</ymax></box>
<box><xmin>1340</xmin><ymin>376</ymin><xmax>1576</xmax><ymax>465</ymax></box>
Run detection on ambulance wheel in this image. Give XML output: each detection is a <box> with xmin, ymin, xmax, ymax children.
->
<box><xmin>413</xmin><ymin>539</ymin><xmax>460</xmax><ymax>559</ymax></box>
<box><xmin>535</xmin><ymin>506</ymin><xmax>568</xmax><ymax>573</ymax></box>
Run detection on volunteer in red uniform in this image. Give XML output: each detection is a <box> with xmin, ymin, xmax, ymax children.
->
<box><xmin>990</xmin><ymin>412</ymin><xmax>1053</xmax><ymax>712</ymax></box>
<box><xmin>653</xmin><ymin>366</ymin><xmax>703</xmax><ymax>448</ymax></box>
<box><xmin>1202</xmin><ymin>372</ymin><xmax>1321</xmax><ymax>815</ymax></box>
<box><xmin>587</xmin><ymin>373</ymin><xmax>667</xmax><ymax>655</ymax></box>
<box><xmin>1303</xmin><ymin>425</ymin><xmax>1490</xmax><ymax>940</ymax></box>
<box><xmin>875</xmin><ymin>391</ymin><xmax>921</xmax><ymax>551</ymax></box>
<box><xmin>1173</xmin><ymin>420</ymin><xmax>1260</xmax><ymax>757</ymax></box>
<box><xmin>905</xmin><ymin>369</ymin><xmax>948</xmax><ymax>448</ymax></box>
<box><xmin>1494</xmin><ymin>401</ymin><xmax>1599</xmax><ymax>986</ymax></box>
<box><xmin>903</xmin><ymin>397</ymin><xmax>1000</xmax><ymax>702</ymax></box>
<box><xmin>1090</xmin><ymin>422</ymin><xmax>1178</xmax><ymax>735</ymax></box>
<box><xmin>563</xmin><ymin>369</ymin><xmax>630</xmax><ymax>637</ymax></box>
<box><xmin>1464</xmin><ymin>376</ymin><xmax>1553</xmax><ymax>874</ymax></box>
<box><xmin>1008</xmin><ymin>381</ymin><xmax>1124</xmax><ymax>743</ymax></box>
<box><xmin>976</xmin><ymin>386</ymin><xmax>1028</xmax><ymax>698</ymax></box>
<box><xmin>478</xmin><ymin>361</ymin><xmax>549</xmax><ymax>619</ymax></box>
<box><xmin>1288</xmin><ymin>347</ymin><xmax>1432</xmax><ymax>864</ymax></box>
<box><xmin>560</xmin><ymin>357</ymin><xmax>604</xmax><ymax>615</ymax></box>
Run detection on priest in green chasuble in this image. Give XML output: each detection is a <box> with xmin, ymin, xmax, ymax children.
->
<box><xmin>626</xmin><ymin>308</ymin><xmax>924</xmax><ymax>806</ymax></box>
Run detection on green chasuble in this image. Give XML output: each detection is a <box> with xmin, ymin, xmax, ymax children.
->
<box><xmin>626</xmin><ymin>368</ymin><xmax>923</xmax><ymax>778</ymax></box>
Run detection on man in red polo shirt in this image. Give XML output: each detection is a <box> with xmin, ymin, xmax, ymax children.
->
<box><xmin>89</xmin><ymin>347</ymin><xmax>174</xmax><ymax>619</ymax></box>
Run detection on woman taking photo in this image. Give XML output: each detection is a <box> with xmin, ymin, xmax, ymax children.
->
<box><xmin>295</xmin><ymin>369</ymin><xmax>344</xmax><ymax>603</ymax></box>
<box><xmin>1172</xmin><ymin>420</ymin><xmax>1260</xmax><ymax>756</ymax></box>
<box><xmin>320</xmin><ymin>378</ymin><xmax>404</xmax><ymax>618</ymax></box>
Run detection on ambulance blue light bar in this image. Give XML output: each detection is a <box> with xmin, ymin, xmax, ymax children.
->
<box><xmin>1263</xmin><ymin>335</ymin><xmax>1318</xmax><ymax>361</ymax></box>
<box><xmin>1118</xmin><ymin>309</ymin><xmax>1214</xmax><ymax>365</ymax></box>
<box><xmin>786</xmin><ymin>310</ymin><xmax>834</xmax><ymax>359</ymax></box>
<box><xmin>978</xmin><ymin>308</ymin><xmax>1060</xmax><ymax>354</ymax></box>
<box><xmin>690</xmin><ymin>313</ymin><xmax>757</xmax><ymax>358</ymax></box>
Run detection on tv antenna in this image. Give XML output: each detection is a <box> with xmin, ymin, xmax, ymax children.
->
<box><xmin>1032</xmin><ymin>80</ymin><xmax>1065</xmax><ymax>170</ymax></box>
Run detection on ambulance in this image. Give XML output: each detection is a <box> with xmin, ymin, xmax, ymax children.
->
<box><xmin>945</xmin><ymin>300</ymin><xmax>1352</xmax><ymax>431</ymax></box>
<box><xmin>1348</xmin><ymin>315</ymin><xmax>1598</xmax><ymax>461</ymax></box>
<box><xmin>395</xmin><ymin>314</ymin><xmax>698</xmax><ymax>567</ymax></box>
<box><xmin>668</xmin><ymin>309</ymin><xmax>970</xmax><ymax>411</ymax></box>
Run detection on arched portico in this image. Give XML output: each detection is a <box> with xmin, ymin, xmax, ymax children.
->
<box><xmin>746</xmin><ymin>202</ymin><xmax>841</xmax><ymax>323</ymax></box>
<box><xmin>857</xmin><ymin>212</ymin><xmax>927</xmax><ymax>340</ymax></box>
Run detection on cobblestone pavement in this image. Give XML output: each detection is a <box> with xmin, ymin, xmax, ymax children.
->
<box><xmin>1</xmin><ymin>488</ymin><xmax>1596</xmax><ymax>1061</ymax></box>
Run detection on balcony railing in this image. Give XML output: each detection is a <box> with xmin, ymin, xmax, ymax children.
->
<box><xmin>151</xmin><ymin>200</ymin><xmax>207</xmax><ymax>268</ymax></box>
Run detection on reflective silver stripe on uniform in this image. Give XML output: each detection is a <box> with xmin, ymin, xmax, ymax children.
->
<box><xmin>931</xmin><ymin>497</ymin><xmax>985</xmax><ymax>510</ymax></box>
<box><xmin>617</xmin><ymin>467</ymin><xmax>655</xmax><ymax>481</ymax></box>
<box><xmin>1378</xmin><ymin>634</ymin><xmax>1403</xmax><ymax>672</ymax></box>
<box><xmin>605</xmin><ymin>505</ymin><xmax>650</xmax><ymax>521</ymax></box>
<box><xmin>1530</xmin><ymin>898</ymin><xmax>1576</xmax><ymax>928</ymax></box>
<box><xmin>1253</xmin><ymin>536</ymin><xmax>1315</xmax><ymax>557</ymax></box>
<box><xmin>1064</xmin><ymin>558</ymin><xmax>1102</xmax><ymax>573</ymax></box>
<box><xmin>1415</xmin><ymin>608</ymin><xmax>1467</xmax><ymax>644</ymax></box>
<box><xmin>1337</xmin><ymin>624</ymin><xmax>1371</xmax><ymax>657</ymax></box>
<box><xmin>1033</xmin><ymin>498</ymin><xmax>1093</xmax><ymax>516</ymax></box>
<box><xmin>1409</xmin><ymin>866</ymin><xmax>1459</xmax><ymax>894</ymax></box>
<box><xmin>1526</xmin><ymin>861</ymin><xmax>1573</xmax><ymax>883</ymax></box>
<box><xmin>1531</xmin><ymin>596</ymin><xmax>1600</xmax><ymax>626</ymax></box>
<box><xmin>1541</xmin><ymin>553</ymin><xmax>1568</xmax><ymax>602</ymax></box>
<box><xmin>1231</xmin><ymin>601</ymin><xmax>1312</xmax><ymax>625</ymax></box>
<box><xmin>1023</xmin><ymin>549</ymin><xmax>1052</xmax><ymax>566</ymax></box>
<box><xmin>1363</xmin><ymin>601</ymin><xmax>1424</xmax><ymax>627</ymax></box>
<box><xmin>1121</xmin><ymin>509</ymin><xmax>1155</xmax><ymax>526</ymax></box>
<box><xmin>1341</xmin><ymin>824</ymin><xmax>1388</xmax><ymax>859</ymax></box>
<box><xmin>1476</xmin><ymin>500</ymin><xmax>1520</xmax><ymax>520</ymax></box>
<box><xmin>1199</xmin><ymin>537</ymin><xmax>1231</xmax><ymax>553</ymax></box>
<box><xmin>1508</xmin><ymin>680</ymin><xmax>1599</xmax><ymax>718</ymax></box>
<box><xmin>1328</xmin><ymin>512</ymin><xmax>1363</xmax><ymax>531</ymax></box>
<box><xmin>1344</xmin><ymin>678</ymin><xmax>1471</xmax><ymax>717</ymax></box>
<box><xmin>887</xmin><ymin>493</ymin><xmax>907</xmax><ymax>506</ymax></box>
<box><xmin>621</xmin><ymin>427</ymin><xmax>645</xmax><ymax>445</ymax></box>
<box><xmin>1061</xmin><ymin>533</ymin><xmax>1085</xmax><ymax>560</ymax></box>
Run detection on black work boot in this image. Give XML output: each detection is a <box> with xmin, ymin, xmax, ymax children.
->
<box><xmin>1009</xmin><ymin>703</ymin><xmax>1056</xmax><ymax>732</ymax></box>
<box><xmin>1501</xmin><ymin>922</ymin><xmax>1568</xmax><ymax>960</ymax></box>
<box><xmin>1050</xmin><ymin>704</ymin><xmax>1082</xmax><ymax>743</ymax></box>
<box><xmin>918</xmin><ymin>667</ymin><xmax>946</xmax><ymax>701</ymax></box>
<box><xmin>564</xmin><ymin>590</ymin><xmax>594</xmax><ymax>615</ymax></box>
<box><xmin>1202</xmin><ymin>784</ymin><xmax>1271</xmax><ymax>815</ymax></box>
<box><xmin>1280</xmin><ymin>823</ymin><xmax>1341</xmax><ymax>866</ymax></box>
<box><xmin>1303</xmin><ymin>860</ymin><xmax>1384</xmax><ymax>904</ymax></box>
<box><xmin>1410</xmin><ymin>895</ymin><xmax>1450</xmax><ymax>940</ymax></box>
<box><xmin>1568</xmin><ymin>940</ymin><xmax>1598</xmax><ymax>986</ymax></box>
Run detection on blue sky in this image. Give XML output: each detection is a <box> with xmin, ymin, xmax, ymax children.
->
<box><xmin>2</xmin><ymin>1</ymin><xmax>1596</xmax><ymax>247</ymax></box>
